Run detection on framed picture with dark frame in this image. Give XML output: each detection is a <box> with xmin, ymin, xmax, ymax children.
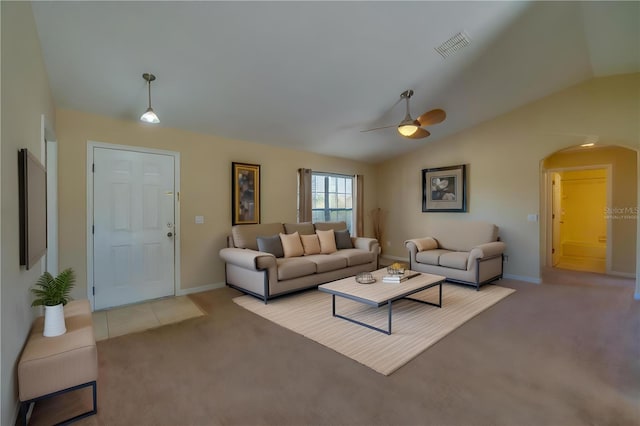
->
<box><xmin>422</xmin><ymin>164</ymin><xmax>467</xmax><ymax>212</ymax></box>
<box><xmin>232</xmin><ymin>162</ymin><xmax>261</xmax><ymax>225</ymax></box>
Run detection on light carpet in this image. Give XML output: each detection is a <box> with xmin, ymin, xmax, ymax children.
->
<box><xmin>234</xmin><ymin>283</ymin><xmax>515</xmax><ymax>375</ymax></box>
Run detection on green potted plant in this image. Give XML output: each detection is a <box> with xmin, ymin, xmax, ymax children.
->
<box><xmin>31</xmin><ymin>268</ymin><xmax>75</xmax><ymax>337</ymax></box>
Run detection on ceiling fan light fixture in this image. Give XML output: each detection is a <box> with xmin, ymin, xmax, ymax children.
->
<box><xmin>140</xmin><ymin>72</ymin><xmax>160</xmax><ymax>124</ymax></box>
<box><xmin>398</xmin><ymin>121</ymin><xmax>419</xmax><ymax>137</ymax></box>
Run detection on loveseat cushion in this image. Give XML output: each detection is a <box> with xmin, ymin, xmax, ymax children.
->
<box><xmin>332</xmin><ymin>249</ymin><xmax>375</xmax><ymax>266</ymax></box>
<box><xmin>416</xmin><ymin>249</ymin><xmax>452</xmax><ymax>266</ymax></box>
<box><xmin>431</xmin><ymin>221</ymin><xmax>498</xmax><ymax>252</ymax></box>
<box><xmin>284</xmin><ymin>222</ymin><xmax>315</xmax><ymax>235</ymax></box>
<box><xmin>314</xmin><ymin>221</ymin><xmax>347</xmax><ymax>231</ymax></box>
<box><xmin>438</xmin><ymin>251</ymin><xmax>469</xmax><ymax>270</ymax></box>
<box><xmin>232</xmin><ymin>223</ymin><xmax>284</xmax><ymax>250</ymax></box>
<box><xmin>276</xmin><ymin>258</ymin><xmax>317</xmax><ymax>280</ymax></box>
<box><xmin>303</xmin><ymin>254</ymin><xmax>348</xmax><ymax>273</ymax></box>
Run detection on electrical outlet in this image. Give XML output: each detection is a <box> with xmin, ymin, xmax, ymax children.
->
<box><xmin>386</xmin><ymin>241</ymin><xmax>391</xmax><ymax>247</ymax></box>
<box><xmin>504</xmin><ymin>254</ymin><xmax>509</xmax><ymax>263</ymax></box>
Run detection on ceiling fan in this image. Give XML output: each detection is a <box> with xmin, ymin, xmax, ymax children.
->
<box><xmin>361</xmin><ymin>90</ymin><xmax>446</xmax><ymax>139</ymax></box>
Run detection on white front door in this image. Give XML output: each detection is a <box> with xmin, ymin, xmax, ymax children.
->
<box><xmin>92</xmin><ymin>147</ymin><xmax>176</xmax><ymax>310</ymax></box>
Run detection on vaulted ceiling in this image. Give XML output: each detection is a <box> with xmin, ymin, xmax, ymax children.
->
<box><xmin>32</xmin><ymin>1</ymin><xmax>639</xmax><ymax>163</ymax></box>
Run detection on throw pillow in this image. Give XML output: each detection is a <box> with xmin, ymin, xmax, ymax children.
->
<box><xmin>256</xmin><ymin>235</ymin><xmax>284</xmax><ymax>258</ymax></box>
<box><xmin>280</xmin><ymin>232</ymin><xmax>304</xmax><ymax>258</ymax></box>
<box><xmin>334</xmin><ymin>229</ymin><xmax>354</xmax><ymax>249</ymax></box>
<box><xmin>300</xmin><ymin>234</ymin><xmax>321</xmax><ymax>255</ymax></box>
<box><xmin>316</xmin><ymin>229</ymin><xmax>337</xmax><ymax>254</ymax></box>
<box><xmin>415</xmin><ymin>238</ymin><xmax>438</xmax><ymax>252</ymax></box>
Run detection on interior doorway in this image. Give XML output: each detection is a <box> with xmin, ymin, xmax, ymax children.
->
<box><xmin>548</xmin><ymin>166</ymin><xmax>610</xmax><ymax>273</ymax></box>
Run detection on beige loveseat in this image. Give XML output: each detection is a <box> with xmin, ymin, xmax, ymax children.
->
<box><xmin>405</xmin><ymin>221</ymin><xmax>505</xmax><ymax>290</ymax></box>
<box><xmin>220</xmin><ymin>221</ymin><xmax>379</xmax><ymax>302</ymax></box>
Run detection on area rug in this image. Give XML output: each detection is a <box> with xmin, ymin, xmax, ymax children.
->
<box><xmin>234</xmin><ymin>283</ymin><xmax>515</xmax><ymax>375</ymax></box>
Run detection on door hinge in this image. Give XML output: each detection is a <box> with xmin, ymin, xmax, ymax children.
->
<box><xmin>92</xmin><ymin>163</ymin><xmax>95</xmax><ymax>173</ymax></box>
<box><xmin>92</xmin><ymin>225</ymin><xmax>95</xmax><ymax>234</ymax></box>
<box><xmin>552</xmin><ymin>248</ymin><xmax>555</xmax><ymax>254</ymax></box>
<box><xmin>92</xmin><ymin>286</ymin><xmax>95</xmax><ymax>295</ymax></box>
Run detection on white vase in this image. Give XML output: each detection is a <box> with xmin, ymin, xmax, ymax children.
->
<box><xmin>43</xmin><ymin>303</ymin><xmax>66</xmax><ymax>337</ymax></box>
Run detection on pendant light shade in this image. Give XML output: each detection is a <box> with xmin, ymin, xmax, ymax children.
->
<box><xmin>140</xmin><ymin>73</ymin><xmax>160</xmax><ymax>124</ymax></box>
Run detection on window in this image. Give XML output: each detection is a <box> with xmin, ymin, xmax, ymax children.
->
<box><xmin>311</xmin><ymin>172</ymin><xmax>353</xmax><ymax>232</ymax></box>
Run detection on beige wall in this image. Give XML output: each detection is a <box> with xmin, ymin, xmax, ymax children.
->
<box><xmin>376</xmin><ymin>73</ymin><xmax>639</xmax><ymax>282</ymax></box>
<box><xmin>0</xmin><ymin>2</ymin><xmax>56</xmax><ymax>424</ymax></box>
<box><xmin>544</xmin><ymin>146</ymin><xmax>637</xmax><ymax>273</ymax></box>
<box><xmin>55</xmin><ymin>109</ymin><xmax>377</xmax><ymax>298</ymax></box>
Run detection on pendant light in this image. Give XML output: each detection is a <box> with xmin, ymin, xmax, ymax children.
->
<box><xmin>140</xmin><ymin>73</ymin><xmax>160</xmax><ymax>124</ymax></box>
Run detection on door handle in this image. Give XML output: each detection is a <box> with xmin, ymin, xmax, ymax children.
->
<box><xmin>167</xmin><ymin>232</ymin><xmax>173</xmax><ymax>237</ymax></box>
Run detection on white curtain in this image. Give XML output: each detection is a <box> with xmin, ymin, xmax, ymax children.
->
<box><xmin>297</xmin><ymin>168</ymin><xmax>312</xmax><ymax>223</ymax></box>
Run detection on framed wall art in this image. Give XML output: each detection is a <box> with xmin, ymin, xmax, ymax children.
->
<box><xmin>232</xmin><ymin>162</ymin><xmax>261</xmax><ymax>225</ymax></box>
<box><xmin>422</xmin><ymin>164</ymin><xmax>467</xmax><ymax>212</ymax></box>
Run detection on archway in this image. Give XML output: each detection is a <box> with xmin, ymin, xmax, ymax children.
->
<box><xmin>540</xmin><ymin>145</ymin><xmax>638</xmax><ymax>288</ymax></box>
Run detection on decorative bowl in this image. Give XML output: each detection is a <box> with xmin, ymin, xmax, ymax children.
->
<box><xmin>355</xmin><ymin>272</ymin><xmax>376</xmax><ymax>284</ymax></box>
<box><xmin>387</xmin><ymin>263</ymin><xmax>407</xmax><ymax>276</ymax></box>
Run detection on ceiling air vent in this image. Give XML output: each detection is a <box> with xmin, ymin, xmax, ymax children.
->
<box><xmin>435</xmin><ymin>31</ymin><xmax>471</xmax><ymax>59</ymax></box>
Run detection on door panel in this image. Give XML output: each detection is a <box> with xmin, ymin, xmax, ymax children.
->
<box><xmin>93</xmin><ymin>147</ymin><xmax>175</xmax><ymax>310</ymax></box>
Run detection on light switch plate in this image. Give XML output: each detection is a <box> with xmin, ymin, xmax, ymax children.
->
<box><xmin>195</xmin><ymin>216</ymin><xmax>204</xmax><ymax>224</ymax></box>
<box><xmin>527</xmin><ymin>214</ymin><xmax>538</xmax><ymax>222</ymax></box>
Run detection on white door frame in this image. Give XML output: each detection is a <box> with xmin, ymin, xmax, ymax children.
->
<box><xmin>544</xmin><ymin>164</ymin><xmax>612</xmax><ymax>274</ymax></box>
<box><xmin>86</xmin><ymin>141</ymin><xmax>181</xmax><ymax>311</ymax></box>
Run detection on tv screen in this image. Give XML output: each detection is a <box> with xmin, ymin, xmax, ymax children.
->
<box><xmin>18</xmin><ymin>148</ymin><xmax>47</xmax><ymax>269</ymax></box>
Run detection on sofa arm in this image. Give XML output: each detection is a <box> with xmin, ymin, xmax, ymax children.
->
<box><xmin>469</xmin><ymin>241</ymin><xmax>506</xmax><ymax>262</ymax></box>
<box><xmin>219</xmin><ymin>248</ymin><xmax>276</xmax><ymax>270</ymax></box>
<box><xmin>353</xmin><ymin>237</ymin><xmax>379</xmax><ymax>253</ymax></box>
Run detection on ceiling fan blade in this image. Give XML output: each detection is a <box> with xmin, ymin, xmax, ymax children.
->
<box><xmin>360</xmin><ymin>124</ymin><xmax>396</xmax><ymax>133</ymax></box>
<box><xmin>406</xmin><ymin>127</ymin><xmax>430</xmax><ymax>139</ymax></box>
<box><xmin>417</xmin><ymin>109</ymin><xmax>446</xmax><ymax>126</ymax></box>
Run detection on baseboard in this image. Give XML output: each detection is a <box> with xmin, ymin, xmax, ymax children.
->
<box><xmin>176</xmin><ymin>282</ymin><xmax>225</xmax><ymax>296</ymax></box>
<box><xmin>380</xmin><ymin>254</ymin><xmax>409</xmax><ymax>262</ymax></box>
<box><xmin>502</xmin><ymin>274</ymin><xmax>542</xmax><ymax>284</ymax></box>
<box><xmin>608</xmin><ymin>271</ymin><xmax>636</xmax><ymax>279</ymax></box>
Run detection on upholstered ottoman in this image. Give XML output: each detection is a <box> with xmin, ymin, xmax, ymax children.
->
<box><xmin>18</xmin><ymin>300</ymin><xmax>98</xmax><ymax>425</ymax></box>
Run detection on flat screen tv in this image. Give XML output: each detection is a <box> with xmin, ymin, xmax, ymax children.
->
<box><xmin>18</xmin><ymin>148</ymin><xmax>47</xmax><ymax>270</ymax></box>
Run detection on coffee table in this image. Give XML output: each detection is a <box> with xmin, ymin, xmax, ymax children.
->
<box><xmin>318</xmin><ymin>269</ymin><xmax>445</xmax><ymax>335</ymax></box>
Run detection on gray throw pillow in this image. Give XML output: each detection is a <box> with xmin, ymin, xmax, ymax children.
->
<box><xmin>257</xmin><ymin>235</ymin><xmax>284</xmax><ymax>258</ymax></box>
<box><xmin>334</xmin><ymin>229</ymin><xmax>354</xmax><ymax>250</ymax></box>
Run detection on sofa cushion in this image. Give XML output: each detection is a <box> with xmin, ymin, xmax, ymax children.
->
<box><xmin>280</xmin><ymin>232</ymin><xmax>304</xmax><ymax>258</ymax></box>
<box><xmin>335</xmin><ymin>230</ymin><xmax>354</xmax><ymax>249</ymax></box>
<box><xmin>317</xmin><ymin>229</ymin><xmax>337</xmax><ymax>254</ymax></box>
<box><xmin>284</xmin><ymin>222</ymin><xmax>315</xmax><ymax>235</ymax></box>
<box><xmin>438</xmin><ymin>251</ymin><xmax>469</xmax><ymax>270</ymax></box>
<box><xmin>300</xmin><ymin>234</ymin><xmax>321</xmax><ymax>255</ymax></box>
<box><xmin>332</xmin><ymin>249</ymin><xmax>375</xmax><ymax>266</ymax></box>
<box><xmin>416</xmin><ymin>249</ymin><xmax>453</xmax><ymax>266</ymax></box>
<box><xmin>314</xmin><ymin>221</ymin><xmax>347</xmax><ymax>232</ymax></box>
<box><xmin>276</xmin><ymin>258</ymin><xmax>317</xmax><ymax>280</ymax></box>
<box><xmin>232</xmin><ymin>223</ymin><xmax>285</xmax><ymax>250</ymax></box>
<box><xmin>256</xmin><ymin>235</ymin><xmax>284</xmax><ymax>258</ymax></box>
<box><xmin>431</xmin><ymin>221</ymin><xmax>499</xmax><ymax>252</ymax></box>
<box><xmin>303</xmin><ymin>254</ymin><xmax>347</xmax><ymax>273</ymax></box>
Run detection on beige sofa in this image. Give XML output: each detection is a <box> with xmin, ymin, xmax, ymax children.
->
<box><xmin>404</xmin><ymin>221</ymin><xmax>505</xmax><ymax>290</ymax></box>
<box><xmin>220</xmin><ymin>221</ymin><xmax>379</xmax><ymax>302</ymax></box>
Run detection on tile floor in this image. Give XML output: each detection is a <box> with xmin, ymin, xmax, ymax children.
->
<box><xmin>92</xmin><ymin>295</ymin><xmax>204</xmax><ymax>341</ymax></box>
